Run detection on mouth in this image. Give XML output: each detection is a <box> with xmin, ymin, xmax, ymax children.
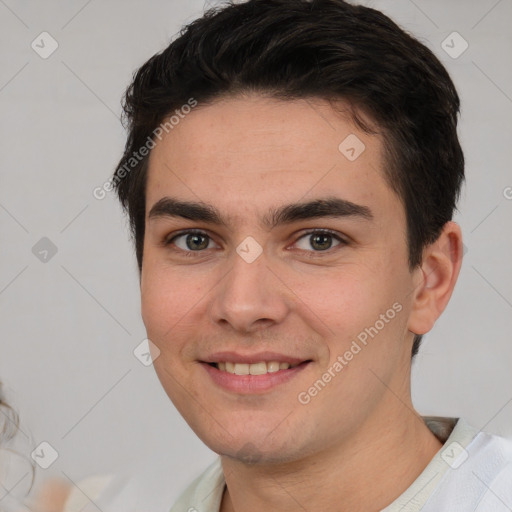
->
<box><xmin>199</xmin><ymin>354</ymin><xmax>313</xmax><ymax>394</ymax></box>
<box><xmin>206</xmin><ymin>360</ymin><xmax>308</xmax><ymax>375</ymax></box>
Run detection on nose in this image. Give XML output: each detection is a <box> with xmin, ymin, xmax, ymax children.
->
<box><xmin>208</xmin><ymin>247</ymin><xmax>290</xmax><ymax>334</ymax></box>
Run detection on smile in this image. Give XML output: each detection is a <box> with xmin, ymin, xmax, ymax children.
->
<box><xmin>201</xmin><ymin>359</ymin><xmax>312</xmax><ymax>393</ymax></box>
<box><xmin>210</xmin><ymin>361</ymin><xmax>301</xmax><ymax>375</ymax></box>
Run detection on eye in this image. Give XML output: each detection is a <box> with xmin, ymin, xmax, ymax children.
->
<box><xmin>293</xmin><ymin>229</ymin><xmax>346</xmax><ymax>253</ymax></box>
<box><xmin>164</xmin><ymin>228</ymin><xmax>347</xmax><ymax>257</ymax></box>
<box><xmin>165</xmin><ymin>230</ymin><xmax>217</xmax><ymax>254</ymax></box>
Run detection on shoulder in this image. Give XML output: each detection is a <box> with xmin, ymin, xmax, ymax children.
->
<box><xmin>170</xmin><ymin>458</ymin><xmax>225</xmax><ymax>512</ymax></box>
<box><xmin>423</xmin><ymin>423</ymin><xmax>512</xmax><ymax>511</ymax></box>
<box><xmin>468</xmin><ymin>427</ymin><xmax>512</xmax><ymax>469</ymax></box>
<box><xmin>470</xmin><ymin>432</ymin><xmax>512</xmax><ymax>510</ymax></box>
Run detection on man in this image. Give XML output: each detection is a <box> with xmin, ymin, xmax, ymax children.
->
<box><xmin>65</xmin><ymin>0</ymin><xmax>512</xmax><ymax>510</ymax></box>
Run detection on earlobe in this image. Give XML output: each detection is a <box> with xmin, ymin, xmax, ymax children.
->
<box><xmin>407</xmin><ymin>221</ymin><xmax>464</xmax><ymax>336</ymax></box>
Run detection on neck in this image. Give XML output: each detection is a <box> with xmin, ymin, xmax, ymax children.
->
<box><xmin>220</xmin><ymin>398</ymin><xmax>443</xmax><ymax>512</ymax></box>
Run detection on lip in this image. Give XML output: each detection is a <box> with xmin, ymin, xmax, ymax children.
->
<box><xmin>201</xmin><ymin>351</ymin><xmax>308</xmax><ymax>365</ymax></box>
<box><xmin>200</xmin><ymin>359</ymin><xmax>312</xmax><ymax>394</ymax></box>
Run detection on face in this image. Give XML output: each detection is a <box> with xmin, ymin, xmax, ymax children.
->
<box><xmin>141</xmin><ymin>95</ymin><xmax>419</xmax><ymax>463</ymax></box>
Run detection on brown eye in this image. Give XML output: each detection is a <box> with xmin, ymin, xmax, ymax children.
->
<box><xmin>294</xmin><ymin>230</ymin><xmax>346</xmax><ymax>253</ymax></box>
<box><xmin>166</xmin><ymin>230</ymin><xmax>216</xmax><ymax>252</ymax></box>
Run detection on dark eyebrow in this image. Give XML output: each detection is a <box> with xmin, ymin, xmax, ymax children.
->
<box><xmin>147</xmin><ymin>196</ymin><xmax>373</xmax><ymax>230</ymax></box>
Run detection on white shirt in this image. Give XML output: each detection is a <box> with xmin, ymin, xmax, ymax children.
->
<box><xmin>63</xmin><ymin>417</ymin><xmax>512</xmax><ymax>512</ymax></box>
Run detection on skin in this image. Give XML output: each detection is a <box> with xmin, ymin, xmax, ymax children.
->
<box><xmin>22</xmin><ymin>478</ymin><xmax>72</xmax><ymax>512</ymax></box>
<box><xmin>140</xmin><ymin>94</ymin><xmax>463</xmax><ymax>512</ymax></box>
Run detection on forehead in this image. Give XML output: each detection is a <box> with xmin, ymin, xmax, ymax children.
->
<box><xmin>145</xmin><ymin>95</ymin><xmax>402</xmax><ymax>230</ymax></box>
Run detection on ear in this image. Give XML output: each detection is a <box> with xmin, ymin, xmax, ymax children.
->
<box><xmin>407</xmin><ymin>221</ymin><xmax>464</xmax><ymax>336</ymax></box>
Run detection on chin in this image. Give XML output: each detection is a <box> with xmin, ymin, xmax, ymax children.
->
<box><xmin>197</xmin><ymin>425</ymin><xmax>309</xmax><ymax>466</ymax></box>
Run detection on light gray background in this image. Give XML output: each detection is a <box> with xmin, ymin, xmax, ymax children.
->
<box><xmin>0</xmin><ymin>0</ymin><xmax>511</xmax><ymax>504</ymax></box>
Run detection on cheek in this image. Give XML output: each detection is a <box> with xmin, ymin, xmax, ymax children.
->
<box><xmin>140</xmin><ymin>262</ymin><xmax>194</xmax><ymax>340</ymax></box>
<box><xmin>294</xmin><ymin>262</ymin><xmax>408</xmax><ymax>359</ymax></box>
<box><xmin>292</xmin><ymin>265</ymin><xmax>383</xmax><ymax>330</ymax></box>
<box><xmin>141</xmin><ymin>267</ymin><xmax>197</xmax><ymax>392</ymax></box>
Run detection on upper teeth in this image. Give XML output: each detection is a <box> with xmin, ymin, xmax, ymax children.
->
<box><xmin>216</xmin><ymin>361</ymin><xmax>298</xmax><ymax>375</ymax></box>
